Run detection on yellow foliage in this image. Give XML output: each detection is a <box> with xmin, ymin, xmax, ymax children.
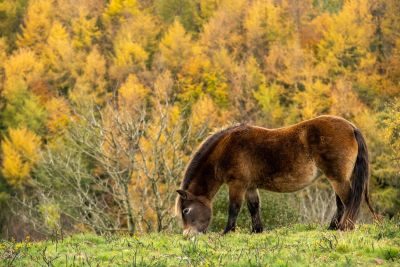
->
<box><xmin>244</xmin><ymin>56</ymin><xmax>264</xmax><ymax>89</ymax></box>
<box><xmin>3</xmin><ymin>49</ymin><xmax>44</xmax><ymax>96</ymax></box>
<box><xmin>47</xmin><ymin>21</ymin><xmax>69</xmax><ymax>51</ymax></box>
<box><xmin>211</xmin><ymin>48</ymin><xmax>237</xmax><ymax>76</ymax></box>
<box><xmin>0</xmin><ymin>38</ymin><xmax>7</xmax><ymax>69</ymax></box>
<box><xmin>153</xmin><ymin>71</ymin><xmax>174</xmax><ymax>100</ymax></box>
<box><xmin>4</xmin><ymin>128</ymin><xmax>41</xmax><ymax>165</ymax></box>
<box><xmin>254</xmin><ymin>83</ymin><xmax>284</xmax><ymax>126</ymax></box>
<box><xmin>190</xmin><ymin>95</ymin><xmax>220</xmax><ymax>132</ymax></box>
<box><xmin>1</xmin><ymin>145</ymin><xmax>30</xmax><ymax>186</ymax></box>
<box><xmin>109</xmin><ymin>12</ymin><xmax>158</xmax><ymax>80</ymax></box>
<box><xmin>330</xmin><ymin>79</ymin><xmax>365</xmax><ymax>118</ymax></box>
<box><xmin>82</xmin><ymin>47</ymin><xmax>107</xmax><ymax>88</ymax></box>
<box><xmin>17</xmin><ymin>0</ymin><xmax>53</xmax><ymax>51</ymax></box>
<box><xmin>1</xmin><ymin>128</ymin><xmax>41</xmax><ymax>188</ymax></box>
<box><xmin>118</xmin><ymin>74</ymin><xmax>149</xmax><ymax>111</ymax></box>
<box><xmin>182</xmin><ymin>45</ymin><xmax>210</xmax><ymax>76</ymax></box>
<box><xmin>294</xmin><ymin>80</ymin><xmax>332</xmax><ymax>120</ymax></box>
<box><xmin>69</xmin><ymin>47</ymin><xmax>107</xmax><ymax>105</ymax></box>
<box><xmin>111</xmin><ymin>27</ymin><xmax>148</xmax><ymax>79</ymax></box>
<box><xmin>317</xmin><ymin>0</ymin><xmax>373</xmax><ymax>74</ymax></box>
<box><xmin>244</xmin><ymin>0</ymin><xmax>285</xmax><ymax>50</ymax></box>
<box><xmin>44</xmin><ymin>21</ymin><xmax>75</xmax><ymax>85</ymax></box>
<box><xmin>201</xmin><ymin>0</ymin><xmax>246</xmax><ymax>53</ymax></box>
<box><xmin>199</xmin><ymin>0</ymin><xmax>219</xmax><ymax>20</ymax></box>
<box><xmin>159</xmin><ymin>20</ymin><xmax>193</xmax><ymax>72</ymax></box>
<box><xmin>120</xmin><ymin>14</ymin><xmax>158</xmax><ymax>48</ymax></box>
<box><xmin>0</xmin><ymin>38</ymin><xmax>6</xmax><ymax>92</ymax></box>
<box><xmin>71</xmin><ymin>13</ymin><xmax>100</xmax><ymax>49</ymax></box>
<box><xmin>46</xmin><ymin>21</ymin><xmax>73</xmax><ymax>64</ymax></box>
<box><xmin>103</xmin><ymin>0</ymin><xmax>138</xmax><ymax>24</ymax></box>
<box><xmin>45</xmin><ymin>97</ymin><xmax>71</xmax><ymax>135</ymax></box>
<box><xmin>383</xmin><ymin>101</ymin><xmax>400</xmax><ymax>154</ymax></box>
<box><xmin>113</xmin><ymin>42</ymin><xmax>147</xmax><ymax>74</ymax></box>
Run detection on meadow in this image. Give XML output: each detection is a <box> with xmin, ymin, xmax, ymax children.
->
<box><xmin>1</xmin><ymin>221</ymin><xmax>399</xmax><ymax>266</ymax></box>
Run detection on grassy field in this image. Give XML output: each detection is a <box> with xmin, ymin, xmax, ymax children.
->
<box><xmin>1</xmin><ymin>221</ymin><xmax>399</xmax><ymax>266</ymax></box>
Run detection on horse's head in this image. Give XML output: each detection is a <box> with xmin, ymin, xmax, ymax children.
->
<box><xmin>176</xmin><ymin>189</ymin><xmax>212</xmax><ymax>235</ymax></box>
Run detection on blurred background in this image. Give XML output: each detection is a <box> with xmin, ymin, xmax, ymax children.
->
<box><xmin>0</xmin><ymin>0</ymin><xmax>399</xmax><ymax>240</ymax></box>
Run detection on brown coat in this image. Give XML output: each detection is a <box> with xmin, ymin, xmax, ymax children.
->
<box><xmin>177</xmin><ymin>115</ymin><xmax>375</xmax><ymax>234</ymax></box>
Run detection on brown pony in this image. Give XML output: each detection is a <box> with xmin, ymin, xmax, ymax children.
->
<box><xmin>176</xmin><ymin>115</ymin><xmax>375</xmax><ymax>234</ymax></box>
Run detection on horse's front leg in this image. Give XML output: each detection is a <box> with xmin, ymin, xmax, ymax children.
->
<box><xmin>246</xmin><ymin>188</ymin><xmax>263</xmax><ymax>233</ymax></box>
<box><xmin>223</xmin><ymin>182</ymin><xmax>246</xmax><ymax>234</ymax></box>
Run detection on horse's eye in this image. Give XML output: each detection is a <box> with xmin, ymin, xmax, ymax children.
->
<box><xmin>182</xmin><ymin>208</ymin><xmax>190</xmax><ymax>215</ymax></box>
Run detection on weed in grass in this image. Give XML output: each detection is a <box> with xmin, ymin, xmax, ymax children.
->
<box><xmin>381</xmin><ymin>247</ymin><xmax>400</xmax><ymax>261</ymax></box>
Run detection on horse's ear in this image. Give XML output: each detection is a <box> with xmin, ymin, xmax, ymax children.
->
<box><xmin>176</xmin><ymin>189</ymin><xmax>188</xmax><ymax>199</ymax></box>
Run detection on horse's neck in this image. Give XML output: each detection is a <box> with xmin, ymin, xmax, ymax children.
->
<box><xmin>186</xmin><ymin>173</ymin><xmax>222</xmax><ymax>201</ymax></box>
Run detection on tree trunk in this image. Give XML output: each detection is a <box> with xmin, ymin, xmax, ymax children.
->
<box><xmin>123</xmin><ymin>183</ymin><xmax>135</xmax><ymax>234</ymax></box>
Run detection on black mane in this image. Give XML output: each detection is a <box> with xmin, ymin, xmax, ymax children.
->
<box><xmin>181</xmin><ymin>124</ymin><xmax>244</xmax><ymax>190</ymax></box>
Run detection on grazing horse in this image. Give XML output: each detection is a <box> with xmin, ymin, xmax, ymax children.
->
<box><xmin>176</xmin><ymin>115</ymin><xmax>375</xmax><ymax>235</ymax></box>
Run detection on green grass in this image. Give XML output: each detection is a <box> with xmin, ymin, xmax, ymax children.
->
<box><xmin>1</xmin><ymin>221</ymin><xmax>399</xmax><ymax>266</ymax></box>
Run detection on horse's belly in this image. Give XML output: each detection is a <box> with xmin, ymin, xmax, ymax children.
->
<box><xmin>258</xmin><ymin>162</ymin><xmax>318</xmax><ymax>193</ymax></box>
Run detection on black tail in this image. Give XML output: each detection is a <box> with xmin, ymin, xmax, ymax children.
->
<box><xmin>341</xmin><ymin>128</ymin><xmax>376</xmax><ymax>227</ymax></box>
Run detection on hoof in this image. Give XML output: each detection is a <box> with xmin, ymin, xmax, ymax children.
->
<box><xmin>251</xmin><ymin>226</ymin><xmax>263</xmax><ymax>233</ymax></box>
<box><xmin>338</xmin><ymin>221</ymin><xmax>355</xmax><ymax>231</ymax></box>
<box><xmin>328</xmin><ymin>222</ymin><xmax>339</xmax><ymax>231</ymax></box>
<box><xmin>222</xmin><ymin>226</ymin><xmax>235</xmax><ymax>235</ymax></box>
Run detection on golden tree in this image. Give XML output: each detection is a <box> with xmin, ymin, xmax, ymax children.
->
<box><xmin>1</xmin><ymin>128</ymin><xmax>41</xmax><ymax>188</ymax></box>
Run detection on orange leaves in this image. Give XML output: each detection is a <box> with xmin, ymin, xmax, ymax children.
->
<box><xmin>1</xmin><ymin>128</ymin><xmax>41</xmax><ymax>188</ymax></box>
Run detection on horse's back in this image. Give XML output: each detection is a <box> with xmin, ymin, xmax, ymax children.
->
<box><xmin>214</xmin><ymin>115</ymin><xmax>358</xmax><ymax>192</ymax></box>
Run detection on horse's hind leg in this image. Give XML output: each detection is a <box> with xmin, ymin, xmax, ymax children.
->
<box><xmin>329</xmin><ymin>179</ymin><xmax>354</xmax><ymax>230</ymax></box>
<box><xmin>223</xmin><ymin>181</ymin><xmax>246</xmax><ymax>234</ymax></box>
<box><xmin>246</xmin><ymin>188</ymin><xmax>263</xmax><ymax>233</ymax></box>
<box><xmin>328</xmin><ymin>194</ymin><xmax>345</xmax><ymax>230</ymax></box>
